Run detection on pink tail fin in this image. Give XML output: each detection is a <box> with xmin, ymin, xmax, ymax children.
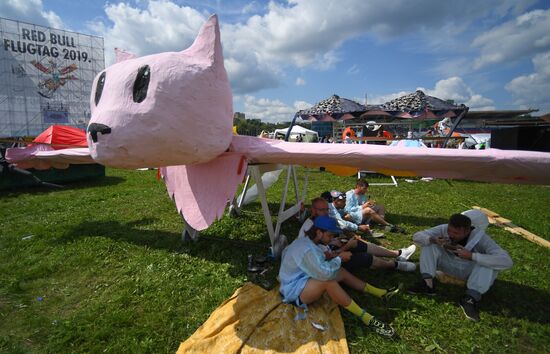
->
<box><xmin>161</xmin><ymin>153</ymin><xmax>247</xmax><ymax>230</ymax></box>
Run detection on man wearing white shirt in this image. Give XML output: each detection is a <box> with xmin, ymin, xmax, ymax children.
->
<box><xmin>408</xmin><ymin>210</ymin><xmax>513</xmax><ymax>321</ymax></box>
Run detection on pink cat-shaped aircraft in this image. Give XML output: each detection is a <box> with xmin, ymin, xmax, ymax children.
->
<box><xmin>85</xmin><ymin>15</ymin><xmax>549</xmax><ymax>231</ymax></box>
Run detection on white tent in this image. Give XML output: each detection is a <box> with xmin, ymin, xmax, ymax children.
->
<box><xmin>274</xmin><ymin>125</ymin><xmax>319</xmax><ymax>141</ymax></box>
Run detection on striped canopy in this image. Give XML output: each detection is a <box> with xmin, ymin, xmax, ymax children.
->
<box><xmin>295</xmin><ymin>95</ymin><xmax>367</xmax><ymax>120</ymax></box>
<box><xmin>377</xmin><ymin>90</ymin><xmax>467</xmax><ymax>119</ymax></box>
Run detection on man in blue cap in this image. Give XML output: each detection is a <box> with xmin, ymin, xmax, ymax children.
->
<box><xmin>279</xmin><ymin>215</ymin><xmax>399</xmax><ymax>338</ymax></box>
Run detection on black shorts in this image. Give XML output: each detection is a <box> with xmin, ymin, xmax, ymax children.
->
<box><xmin>341</xmin><ymin>238</ymin><xmax>373</xmax><ymax>272</ymax></box>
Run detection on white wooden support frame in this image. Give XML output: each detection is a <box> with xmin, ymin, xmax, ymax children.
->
<box><xmin>183</xmin><ymin>164</ymin><xmax>309</xmax><ymax>257</ymax></box>
<box><xmin>231</xmin><ymin>164</ymin><xmax>309</xmax><ymax>257</ymax></box>
<box><xmin>357</xmin><ymin>170</ymin><xmax>398</xmax><ymax>187</ymax></box>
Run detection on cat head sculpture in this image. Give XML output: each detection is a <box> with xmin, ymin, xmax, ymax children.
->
<box><xmin>87</xmin><ymin>15</ymin><xmax>233</xmax><ymax>169</ymax></box>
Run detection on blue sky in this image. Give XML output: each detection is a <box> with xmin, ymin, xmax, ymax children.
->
<box><xmin>2</xmin><ymin>0</ymin><xmax>549</xmax><ymax>122</ymax></box>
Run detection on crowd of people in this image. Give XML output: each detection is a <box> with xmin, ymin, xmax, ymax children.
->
<box><xmin>278</xmin><ymin>178</ymin><xmax>513</xmax><ymax>338</ymax></box>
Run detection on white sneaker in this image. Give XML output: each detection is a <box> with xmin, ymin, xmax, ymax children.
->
<box><xmin>396</xmin><ymin>261</ymin><xmax>416</xmax><ymax>272</ymax></box>
<box><xmin>396</xmin><ymin>244</ymin><xmax>416</xmax><ymax>261</ymax></box>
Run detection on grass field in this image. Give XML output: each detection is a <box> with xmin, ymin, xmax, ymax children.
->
<box><xmin>1</xmin><ymin>167</ymin><xmax>549</xmax><ymax>353</ymax></box>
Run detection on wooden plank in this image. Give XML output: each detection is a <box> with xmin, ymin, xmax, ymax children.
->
<box><xmin>472</xmin><ymin>206</ymin><xmax>550</xmax><ymax>249</ymax></box>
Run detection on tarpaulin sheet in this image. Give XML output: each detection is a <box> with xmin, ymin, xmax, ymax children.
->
<box><xmin>177</xmin><ymin>283</ymin><xmax>348</xmax><ymax>354</ymax></box>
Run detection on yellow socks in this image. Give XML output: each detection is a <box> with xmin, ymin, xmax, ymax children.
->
<box><xmin>364</xmin><ymin>283</ymin><xmax>387</xmax><ymax>298</ymax></box>
<box><xmin>344</xmin><ymin>300</ymin><xmax>373</xmax><ymax>325</ymax></box>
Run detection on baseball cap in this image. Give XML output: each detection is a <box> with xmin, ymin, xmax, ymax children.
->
<box><xmin>313</xmin><ymin>215</ymin><xmax>342</xmax><ymax>234</ymax></box>
<box><xmin>330</xmin><ymin>190</ymin><xmax>346</xmax><ymax>200</ymax></box>
<box><xmin>320</xmin><ymin>191</ymin><xmax>333</xmax><ymax>202</ymax></box>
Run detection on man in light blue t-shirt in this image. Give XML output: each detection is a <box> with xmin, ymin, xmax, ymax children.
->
<box><xmin>344</xmin><ymin>179</ymin><xmax>405</xmax><ymax>233</ymax></box>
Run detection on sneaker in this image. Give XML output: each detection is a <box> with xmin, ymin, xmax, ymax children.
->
<box><xmin>382</xmin><ymin>283</ymin><xmax>403</xmax><ymax>302</ymax></box>
<box><xmin>407</xmin><ymin>280</ymin><xmax>436</xmax><ymax>296</ymax></box>
<box><xmin>396</xmin><ymin>261</ymin><xmax>416</xmax><ymax>272</ymax></box>
<box><xmin>396</xmin><ymin>244</ymin><xmax>416</xmax><ymax>261</ymax></box>
<box><xmin>367</xmin><ymin>317</ymin><xmax>396</xmax><ymax>339</ymax></box>
<box><xmin>460</xmin><ymin>295</ymin><xmax>480</xmax><ymax>321</ymax></box>
<box><xmin>385</xmin><ymin>224</ymin><xmax>406</xmax><ymax>233</ymax></box>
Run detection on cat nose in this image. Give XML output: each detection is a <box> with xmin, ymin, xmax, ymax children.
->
<box><xmin>88</xmin><ymin>123</ymin><xmax>111</xmax><ymax>143</ymax></box>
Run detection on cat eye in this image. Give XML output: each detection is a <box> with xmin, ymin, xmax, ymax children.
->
<box><xmin>133</xmin><ymin>65</ymin><xmax>150</xmax><ymax>103</ymax></box>
<box><xmin>94</xmin><ymin>72</ymin><xmax>106</xmax><ymax>105</ymax></box>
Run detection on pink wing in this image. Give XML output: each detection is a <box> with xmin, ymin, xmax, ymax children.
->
<box><xmin>5</xmin><ymin>146</ymin><xmax>94</xmax><ymax>170</ymax></box>
<box><xmin>230</xmin><ymin>135</ymin><xmax>550</xmax><ymax>185</ymax></box>
<box><xmin>161</xmin><ymin>153</ymin><xmax>247</xmax><ymax>230</ymax></box>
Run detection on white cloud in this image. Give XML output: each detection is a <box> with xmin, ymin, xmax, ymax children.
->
<box><xmin>294</xmin><ymin>100</ymin><xmax>313</xmax><ymax>111</ymax></box>
<box><xmin>0</xmin><ymin>0</ymin><xmax>64</xmax><ymax>29</ymax></box>
<box><xmin>370</xmin><ymin>77</ymin><xmax>495</xmax><ymax>110</ymax></box>
<box><xmin>4</xmin><ymin>0</ymin><xmax>542</xmax><ymax>109</ymax></box>
<box><xmin>86</xmin><ymin>2</ymin><xmax>207</xmax><ymax>64</ymax></box>
<box><xmin>224</xmin><ymin>54</ymin><xmax>281</xmax><ymax>93</ymax></box>
<box><xmin>223</xmin><ymin>0</ymin><xmax>527</xmax><ymax>72</ymax></box>
<box><xmin>472</xmin><ymin>9</ymin><xmax>550</xmax><ymax>69</ymax></box>
<box><xmin>241</xmin><ymin>1</ymin><xmax>262</xmax><ymax>15</ymax></box>
<box><xmin>295</xmin><ymin>77</ymin><xmax>306</xmax><ymax>86</ymax></box>
<box><xmin>85</xmin><ymin>1</ymin><xmax>282</xmax><ymax>94</ymax></box>
<box><xmin>80</xmin><ymin>0</ymin><xmax>537</xmax><ymax>95</ymax></box>
<box><xmin>505</xmin><ymin>51</ymin><xmax>550</xmax><ymax>112</ymax></box>
<box><xmin>421</xmin><ymin>77</ymin><xmax>495</xmax><ymax>110</ymax></box>
<box><xmin>243</xmin><ymin>95</ymin><xmax>312</xmax><ymax>123</ymax></box>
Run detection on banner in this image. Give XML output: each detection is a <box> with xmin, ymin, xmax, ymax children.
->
<box><xmin>0</xmin><ymin>17</ymin><xmax>105</xmax><ymax>137</ymax></box>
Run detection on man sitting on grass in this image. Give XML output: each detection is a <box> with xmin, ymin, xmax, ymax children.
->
<box><xmin>345</xmin><ymin>179</ymin><xmax>405</xmax><ymax>233</ymax></box>
<box><xmin>299</xmin><ymin>197</ymin><xmax>416</xmax><ymax>272</ymax></box>
<box><xmin>325</xmin><ymin>190</ymin><xmax>404</xmax><ymax>235</ymax></box>
<box><xmin>279</xmin><ymin>215</ymin><xmax>398</xmax><ymax>338</ymax></box>
<box><xmin>324</xmin><ymin>190</ymin><xmax>371</xmax><ymax>234</ymax></box>
<box><xmin>408</xmin><ymin>210</ymin><xmax>513</xmax><ymax>321</ymax></box>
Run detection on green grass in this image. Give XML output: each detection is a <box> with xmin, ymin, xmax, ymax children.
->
<box><xmin>1</xmin><ymin>168</ymin><xmax>549</xmax><ymax>353</ymax></box>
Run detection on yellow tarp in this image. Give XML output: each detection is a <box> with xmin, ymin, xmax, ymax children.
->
<box><xmin>177</xmin><ymin>282</ymin><xmax>349</xmax><ymax>354</ymax></box>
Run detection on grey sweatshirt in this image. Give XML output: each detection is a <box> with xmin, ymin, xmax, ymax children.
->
<box><xmin>413</xmin><ymin>223</ymin><xmax>513</xmax><ymax>271</ymax></box>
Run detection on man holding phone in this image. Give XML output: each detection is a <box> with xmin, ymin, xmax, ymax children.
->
<box><xmin>344</xmin><ymin>179</ymin><xmax>405</xmax><ymax>233</ymax></box>
<box><xmin>408</xmin><ymin>210</ymin><xmax>513</xmax><ymax>321</ymax></box>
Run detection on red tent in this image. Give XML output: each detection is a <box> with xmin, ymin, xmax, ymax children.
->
<box><xmin>32</xmin><ymin>125</ymin><xmax>87</xmax><ymax>150</ymax></box>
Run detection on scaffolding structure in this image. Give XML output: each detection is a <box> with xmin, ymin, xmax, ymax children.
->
<box><xmin>0</xmin><ymin>17</ymin><xmax>105</xmax><ymax>137</ymax></box>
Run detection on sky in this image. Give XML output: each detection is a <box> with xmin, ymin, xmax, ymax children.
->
<box><xmin>1</xmin><ymin>0</ymin><xmax>549</xmax><ymax>122</ymax></box>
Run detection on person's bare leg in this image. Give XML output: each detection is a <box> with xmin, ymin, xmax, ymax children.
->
<box><xmin>299</xmin><ymin>278</ymin><xmax>352</xmax><ymax>306</ymax></box>
<box><xmin>299</xmin><ymin>274</ymin><xmax>396</xmax><ymax>337</ymax></box>
<box><xmin>365</xmin><ymin>242</ymin><xmax>399</xmax><ymax>258</ymax></box>
<box><xmin>362</xmin><ymin>207</ymin><xmax>390</xmax><ymax>226</ymax></box>
<box><xmin>335</xmin><ymin>267</ymin><xmax>366</xmax><ymax>291</ymax></box>
<box><xmin>300</xmin><ymin>277</ymin><xmax>395</xmax><ymax>337</ymax></box>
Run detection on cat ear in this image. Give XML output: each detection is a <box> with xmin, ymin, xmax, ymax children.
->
<box><xmin>184</xmin><ymin>14</ymin><xmax>223</xmax><ymax>65</ymax></box>
<box><xmin>115</xmin><ymin>48</ymin><xmax>137</xmax><ymax>63</ymax></box>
